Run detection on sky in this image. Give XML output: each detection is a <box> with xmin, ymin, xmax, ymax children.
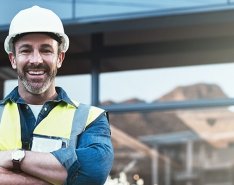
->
<box><xmin>5</xmin><ymin>62</ymin><xmax>234</xmax><ymax>105</ymax></box>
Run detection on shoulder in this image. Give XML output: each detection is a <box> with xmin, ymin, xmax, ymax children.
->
<box><xmin>86</xmin><ymin>105</ymin><xmax>109</xmax><ymax>131</ymax></box>
<box><xmin>72</xmin><ymin>101</ymin><xmax>106</xmax><ymax>120</ymax></box>
<box><xmin>87</xmin><ymin>105</ymin><xmax>106</xmax><ymax>125</ymax></box>
<box><xmin>72</xmin><ymin>101</ymin><xmax>108</xmax><ymax>128</ymax></box>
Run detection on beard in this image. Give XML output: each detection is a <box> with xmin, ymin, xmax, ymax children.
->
<box><xmin>18</xmin><ymin>63</ymin><xmax>57</xmax><ymax>95</ymax></box>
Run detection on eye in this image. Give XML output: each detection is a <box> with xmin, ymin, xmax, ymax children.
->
<box><xmin>19</xmin><ymin>49</ymin><xmax>31</xmax><ymax>54</ymax></box>
<box><xmin>41</xmin><ymin>48</ymin><xmax>53</xmax><ymax>55</ymax></box>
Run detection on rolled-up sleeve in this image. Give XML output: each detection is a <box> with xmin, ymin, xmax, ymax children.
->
<box><xmin>52</xmin><ymin>114</ymin><xmax>114</xmax><ymax>185</ymax></box>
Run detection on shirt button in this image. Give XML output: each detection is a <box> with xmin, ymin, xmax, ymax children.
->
<box><xmin>25</xmin><ymin>105</ymin><xmax>29</xmax><ymax>109</ymax></box>
<box><xmin>44</xmin><ymin>107</ymin><xmax>47</xmax><ymax>111</ymax></box>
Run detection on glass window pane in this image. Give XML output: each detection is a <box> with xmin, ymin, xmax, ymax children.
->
<box><xmin>0</xmin><ymin>0</ymin><xmax>231</xmax><ymax>25</ymax></box>
<box><xmin>4</xmin><ymin>74</ymin><xmax>91</xmax><ymax>104</ymax></box>
<box><xmin>75</xmin><ymin>0</ymin><xmax>230</xmax><ymax>19</ymax></box>
<box><xmin>100</xmin><ymin>63</ymin><xmax>234</xmax><ymax>104</ymax></box>
<box><xmin>0</xmin><ymin>0</ymin><xmax>73</xmax><ymax>25</ymax></box>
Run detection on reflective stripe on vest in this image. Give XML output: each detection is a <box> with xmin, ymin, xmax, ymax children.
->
<box><xmin>0</xmin><ymin>101</ymin><xmax>105</xmax><ymax>151</ymax></box>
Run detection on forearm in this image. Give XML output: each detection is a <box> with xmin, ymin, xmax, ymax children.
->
<box><xmin>0</xmin><ymin>167</ymin><xmax>52</xmax><ymax>185</ymax></box>
<box><xmin>22</xmin><ymin>151</ymin><xmax>67</xmax><ymax>185</ymax></box>
<box><xmin>0</xmin><ymin>151</ymin><xmax>67</xmax><ymax>185</ymax></box>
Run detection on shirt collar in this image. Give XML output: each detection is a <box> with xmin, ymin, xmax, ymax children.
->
<box><xmin>54</xmin><ymin>87</ymin><xmax>77</xmax><ymax>107</ymax></box>
<box><xmin>0</xmin><ymin>86</ymin><xmax>77</xmax><ymax>107</ymax></box>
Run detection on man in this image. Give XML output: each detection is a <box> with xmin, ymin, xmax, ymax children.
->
<box><xmin>0</xmin><ymin>6</ymin><xmax>113</xmax><ymax>185</ymax></box>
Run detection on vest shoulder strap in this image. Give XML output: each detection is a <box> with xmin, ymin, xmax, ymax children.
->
<box><xmin>69</xmin><ymin>103</ymin><xmax>90</xmax><ymax>148</ymax></box>
<box><xmin>68</xmin><ymin>103</ymin><xmax>106</xmax><ymax>148</ymax></box>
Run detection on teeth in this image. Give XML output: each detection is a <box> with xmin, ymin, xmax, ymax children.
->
<box><xmin>28</xmin><ymin>71</ymin><xmax>44</xmax><ymax>75</ymax></box>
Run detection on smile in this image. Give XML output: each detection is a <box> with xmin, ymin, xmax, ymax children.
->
<box><xmin>27</xmin><ymin>70</ymin><xmax>45</xmax><ymax>75</ymax></box>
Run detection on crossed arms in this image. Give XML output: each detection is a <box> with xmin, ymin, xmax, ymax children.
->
<box><xmin>0</xmin><ymin>114</ymin><xmax>114</xmax><ymax>185</ymax></box>
<box><xmin>0</xmin><ymin>150</ymin><xmax>67</xmax><ymax>185</ymax></box>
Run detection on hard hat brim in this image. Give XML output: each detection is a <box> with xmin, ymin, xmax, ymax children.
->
<box><xmin>4</xmin><ymin>32</ymin><xmax>69</xmax><ymax>54</ymax></box>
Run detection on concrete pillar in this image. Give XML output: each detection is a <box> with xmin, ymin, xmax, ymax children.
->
<box><xmin>164</xmin><ymin>156</ymin><xmax>171</xmax><ymax>185</ymax></box>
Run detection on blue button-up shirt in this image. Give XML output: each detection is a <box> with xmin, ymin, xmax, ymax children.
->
<box><xmin>1</xmin><ymin>86</ymin><xmax>114</xmax><ymax>185</ymax></box>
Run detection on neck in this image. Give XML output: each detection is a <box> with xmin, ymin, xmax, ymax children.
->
<box><xmin>18</xmin><ymin>85</ymin><xmax>58</xmax><ymax>105</ymax></box>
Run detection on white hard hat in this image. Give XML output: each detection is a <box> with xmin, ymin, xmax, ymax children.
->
<box><xmin>4</xmin><ymin>5</ymin><xmax>69</xmax><ymax>53</ymax></box>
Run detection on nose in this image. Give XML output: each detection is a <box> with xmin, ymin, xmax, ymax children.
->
<box><xmin>29</xmin><ymin>50</ymin><xmax>43</xmax><ymax>64</ymax></box>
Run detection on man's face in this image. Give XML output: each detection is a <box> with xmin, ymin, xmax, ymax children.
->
<box><xmin>9</xmin><ymin>33</ymin><xmax>64</xmax><ymax>95</ymax></box>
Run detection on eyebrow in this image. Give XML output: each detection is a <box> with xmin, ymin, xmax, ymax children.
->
<box><xmin>18</xmin><ymin>44</ymin><xmax>32</xmax><ymax>50</ymax></box>
<box><xmin>40</xmin><ymin>44</ymin><xmax>54</xmax><ymax>49</ymax></box>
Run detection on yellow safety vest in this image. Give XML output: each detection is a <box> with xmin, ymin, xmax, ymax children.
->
<box><xmin>0</xmin><ymin>101</ymin><xmax>105</xmax><ymax>151</ymax></box>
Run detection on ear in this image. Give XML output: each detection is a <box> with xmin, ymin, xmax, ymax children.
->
<box><xmin>57</xmin><ymin>52</ymin><xmax>65</xmax><ymax>68</ymax></box>
<box><xmin>8</xmin><ymin>53</ymin><xmax>17</xmax><ymax>69</ymax></box>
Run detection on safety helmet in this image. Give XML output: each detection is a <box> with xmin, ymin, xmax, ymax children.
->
<box><xmin>4</xmin><ymin>5</ymin><xmax>69</xmax><ymax>54</ymax></box>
